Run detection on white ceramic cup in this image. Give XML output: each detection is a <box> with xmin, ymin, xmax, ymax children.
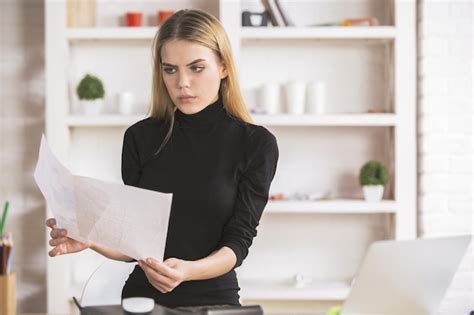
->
<box><xmin>306</xmin><ymin>80</ymin><xmax>326</xmax><ymax>114</ymax></box>
<box><xmin>117</xmin><ymin>91</ymin><xmax>135</xmax><ymax>115</ymax></box>
<box><xmin>284</xmin><ymin>80</ymin><xmax>306</xmax><ymax>114</ymax></box>
<box><xmin>259</xmin><ymin>82</ymin><xmax>280</xmax><ymax>114</ymax></box>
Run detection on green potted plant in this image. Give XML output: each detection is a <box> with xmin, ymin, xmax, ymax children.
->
<box><xmin>76</xmin><ymin>74</ymin><xmax>105</xmax><ymax>115</ymax></box>
<box><xmin>359</xmin><ymin>160</ymin><xmax>389</xmax><ymax>202</ymax></box>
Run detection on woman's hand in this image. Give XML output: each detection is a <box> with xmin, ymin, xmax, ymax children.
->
<box><xmin>46</xmin><ymin>218</ymin><xmax>92</xmax><ymax>257</ymax></box>
<box><xmin>138</xmin><ymin>257</ymin><xmax>190</xmax><ymax>294</ymax></box>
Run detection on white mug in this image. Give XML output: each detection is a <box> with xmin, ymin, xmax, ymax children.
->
<box><xmin>306</xmin><ymin>80</ymin><xmax>326</xmax><ymax>114</ymax></box>
<box><xmin>259</xmin><ymin>82</ymin><xmax>280</xmax><ymax>114</ymax></box>
<box><xmin>284</xmin><ymin>80</ymin><xmax>306</xmax><ymax>114</ymax></box>
<box><xmin>117</xmin><ymin>91</ymin><xmax>135</xmax><ymax>115</ymax></box>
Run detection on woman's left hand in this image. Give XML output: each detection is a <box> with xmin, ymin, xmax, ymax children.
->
<box><xmin>138</xmin><ymin>257</ymin><xmax>190</xmax><ymax>293</ymax></box>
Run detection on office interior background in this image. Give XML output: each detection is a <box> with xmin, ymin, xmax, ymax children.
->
<box><xmin>0</xmin><ymin>0</ymin><xmax>472</xmax><ymax>314</ymax></box>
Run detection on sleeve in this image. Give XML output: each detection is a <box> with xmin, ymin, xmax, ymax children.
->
<box><xmin>121</xmin><ymin>127</ymin><xmax>142</xmax><ymax>187</ymax></box>
<box><xmin>121</xmin><ymin>127</ymin><xmax>141</xmax><ymax>263</ymax></box>
<box><xmin>217</xmin><ymin>129</ymin><xmax>279</xmax><ymax>269</ymax></box>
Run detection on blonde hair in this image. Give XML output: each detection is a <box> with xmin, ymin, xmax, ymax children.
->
<box><xmin>149</xmin><ymin>9</ymin><xmax>253</xmax><ymax>155</ymax></box>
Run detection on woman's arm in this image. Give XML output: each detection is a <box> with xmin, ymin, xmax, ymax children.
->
<box><xmin>90</xmin><ymin>242</ymin><xmax>133</xmax><ymax>262</ymax></box>
<box><xmin>138</xmin><ymin>246</ymin><xmax>237</xmax><ymax>294</ymax></box>
<box><xmin>46</xmin><ymin>218</ymin><xmax>133</xmax><ymax>262</ymax></box>
<box><xmin>185</xmin><ymin>246</ymin><xmax>236</xmax><ymax>281</ymax></box>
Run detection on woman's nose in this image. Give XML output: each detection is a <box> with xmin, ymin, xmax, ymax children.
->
<box><xmin>178</xmin><ymin>73</ymin><xmax>190</xmax><ymax>88</ymax></box>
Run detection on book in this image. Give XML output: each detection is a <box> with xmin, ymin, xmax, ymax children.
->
<box><xmin>274</xmin><ymin>0</ymin><xmax>295</xmax><ymax>26</ymax></box>
<box><xmin>261</xmin><ymin>0</ymin><xmax>285</xmax><ymax>26</ymax></box>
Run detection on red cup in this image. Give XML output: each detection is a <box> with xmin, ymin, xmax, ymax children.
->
<box><xmin>157</xmin><ymin>10</ymin><xmax>174</xmax><ymax>26</ymax></box>
<box><xmin>126</xmin><ymin>12</ymin><xmax>143</xmax><ymax>27</ymax></box>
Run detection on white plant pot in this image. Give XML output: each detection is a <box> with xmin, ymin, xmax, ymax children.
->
<box><xmin>81</xmin><ymin>99</ymin><xmax>103</xmax><ymax>115</ymax></box>
<box><xmin>362</xmin><ymin>185</ymin><xmax>384</xmax><ymax>202</ymax></box>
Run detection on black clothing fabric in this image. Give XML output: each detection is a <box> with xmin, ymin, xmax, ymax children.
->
<box><xmin>120</xmin><ymin>97</ymin><xmax>279</xmax><ymax>307</ymax></box>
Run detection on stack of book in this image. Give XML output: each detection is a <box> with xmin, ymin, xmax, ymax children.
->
<box><xmin>259</xmin><ymin>1</ymin><xmax>380</xmax><ymax>28</ymax></box>
<box><xmin>261</xmin><ymin>0</ymin><xmax>295</xmax><ymax>27</ymax></box>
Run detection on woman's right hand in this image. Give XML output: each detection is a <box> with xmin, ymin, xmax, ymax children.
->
<box><xmin>46</xmin><ymin>218</ymin><xmax>92</xmax><ymax>257</ymax></box>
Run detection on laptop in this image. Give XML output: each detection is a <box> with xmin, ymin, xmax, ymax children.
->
<box><xmin>340</xmin><ymin>235</ymin><xmax>472</xmax><ymax>315</ymax></box>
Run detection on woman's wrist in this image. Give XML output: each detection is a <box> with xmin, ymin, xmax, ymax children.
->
<box><xmin>89</xmin><ymin>242</ymin><xmax>132</xmax><ymax>262</ymax></box>
<box><xmin>183</xmin><ymin>260</ymin><xmax>197</xmax><ymax>281</ymax></box>
<box><xmin>88</xmin><ymin>241</ymin><xmax>97</xmax><ymax>251</ymax></box>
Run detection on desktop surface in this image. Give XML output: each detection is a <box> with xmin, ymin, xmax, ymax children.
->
<box><xmin>81</xmin><ymin>304</ymin><xmax>326</xmax><ymax>315</ymax></box>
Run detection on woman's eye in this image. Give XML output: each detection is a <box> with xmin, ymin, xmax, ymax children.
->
<box><xmin>163</xmin><ymin>68</ymin><xmax>176</xmax><ymax>74</ymax></box>
<box><xmin>163</xmin><ymin>66</ymin><xmax>204</xmax><ymax>74</ymax></box>
<box><xmin>191</xmin><ymin>66</ymin><xmax>205</xmax><ymax>72</ymax></box>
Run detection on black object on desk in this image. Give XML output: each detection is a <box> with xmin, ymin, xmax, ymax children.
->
<box><xmin>80</xmin><ymin>304</ymin><xmax>263</xmax><ymax>315</ymax></box>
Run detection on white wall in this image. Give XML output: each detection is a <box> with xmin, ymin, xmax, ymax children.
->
<box><xmin>0</xmin><ymin>0</ymin><xmax>47</xmax><ymax>313</ymax></box>
<box><xmin>417</xmin><ymin>1</ymin><xmax>473</xmax><ymax>314</ymax></box>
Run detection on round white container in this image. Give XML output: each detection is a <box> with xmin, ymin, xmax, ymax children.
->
<box><xmin>306</xmin><ymin>80</ymin><xmax>326</xmax><ymax>114</ymax></box>
<box><xmin>284</xmin><ymin>80</ymin><xmax>306</xmax><ymax>114</ymax></box>
<box><xmin>259</xmin><ymin>82</ymin><xmax>280</xmax><ymax>114</ymax></box>
<box><xmin>117</xmin><ymin>91</ymin><xmax>135</xmax><ymax>115</ymax></box>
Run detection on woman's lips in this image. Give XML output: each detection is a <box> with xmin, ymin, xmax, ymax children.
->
<box><xmin>178</xmin><ymin>96</ymin><xmax>196</xmax><ymax>103</ymax></box>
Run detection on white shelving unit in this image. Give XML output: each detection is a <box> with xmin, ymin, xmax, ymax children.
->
<box><xmin>65</xmin><ymin>25</ymin><xmax>397</xmax><ymax>41</ymax></box>
<box><xmin>66</xmin><ymin>27</ymin><xmax>158</xmax><ymax>40</ymax></box>
<box><xmin>240</xmin><ymin>26</ymin><xmax>397</xmax><ymax>40</ymax></box>
<box><xmin>66</xmin><ymin>113</ymin><xmax>397</xmax><ymax>127</ymax></box>
<box><xmin>264</xmin><ymin>199</ymin><xmax>397</xmax><ymax>214</ymax></box>
<box><xmin>45</xmin><ymin>0</ymin><xmax>416</xmax><ymax>313</ymax></box>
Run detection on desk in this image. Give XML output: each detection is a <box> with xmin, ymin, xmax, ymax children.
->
<box><xmin>81</xmin><ymin>305</ymin><xmax>326</xmax><ymax>315</ymax></box>
<box><xmin>80</xmin><ymin>304</ymin><xmax>264</xmax><ymax>315</ymax></box>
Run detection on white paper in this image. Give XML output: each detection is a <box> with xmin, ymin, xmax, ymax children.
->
<box><xmin>34</xmin><ymin>134</ymin><xmax>172</xmax><ymax>261</ymax></box>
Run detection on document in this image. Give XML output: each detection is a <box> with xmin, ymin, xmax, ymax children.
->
<box><xmin>33</xmin><ymin>134</ymin><xmax>172</xmax><ymax>261</ymax></box>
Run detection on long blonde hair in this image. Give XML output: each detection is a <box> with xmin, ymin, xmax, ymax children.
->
<box><xmin>149</xmin><ymin>9</ymin><xmax>253</xmax><ymax>155</ymax></box>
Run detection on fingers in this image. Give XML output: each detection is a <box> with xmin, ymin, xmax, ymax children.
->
<box><xmin>46</xmin><ymin>218</ymin><xmax>56</xmax><ymax>228</ymax></box>
<box><xmin>139</xmin><ymin>260</ymin><xmax>175</xmax><ymax>293</ymax></box>
<box><xmin>151</xmin><ymin>280</ymin><xmax>170</xmax><ymax>293</ymax></box>
<box><xmin>141</xmin><ymin>268</ymin><xmax>171</xmax><ymax>293</ymax></box>
<box><xmin>149</xmin><ymin>276</ymin><xmax>172</xmax><ymax>293</ymax></box>
<box><xmin>48</xmin><ymin>246</ymin><xmax>62</xmax><ymax>257</ymax></box>
<box><xmin>46</xmin><ymin>218</ymin><xmax>69</xmax><ymax>258</ymax></box>
<box><xmin>144</xmin><ymin>258</ymin><xmax>181</xmax><ymax>280</ymax></box>
<box><xmin>46</xmin><ymin>218</ymin><xmax>68</xmax><ymax>239</ymax></box>
<box><xmin>49</xmin><ymin>237</ymin><xmax>67</xmax><ymax>247</ymax></box>
<box><xmin>50</xmin><ymin>228</ymin><xmax>67</xmax><ymax>239</ymax></box>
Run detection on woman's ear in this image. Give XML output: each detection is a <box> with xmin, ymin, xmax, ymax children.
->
<box><xmin>220</xmin><ymin>63</ymin><xmax>228</xmax><ymax>80</ymax></box>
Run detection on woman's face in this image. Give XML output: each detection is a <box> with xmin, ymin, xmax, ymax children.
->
<box><xmin>161</xmin><ymin>39</ymin><xmax>227</xmax><ymax>115</ymax></box>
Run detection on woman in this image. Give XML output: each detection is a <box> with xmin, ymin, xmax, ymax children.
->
<box><xmin>46</xmin><ymin>9</ymin><xmax>279</xmax><ymax>308</ymax></box>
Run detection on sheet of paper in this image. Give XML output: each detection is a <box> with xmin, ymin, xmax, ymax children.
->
<box><xmin>34</xmin><ymin>134</ymin><xmax>172</xmax><ymax>261</ymax></box>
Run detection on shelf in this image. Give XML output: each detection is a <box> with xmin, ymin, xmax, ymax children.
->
<box><xmin>66</xmin><ymin>114</ymin><xmax>146</xmax><ymax>127</ymax></box>
<box><xmin>265</xmin><ymin>199</ymin><xmax>397</xmax><ymax>214</ymax></box>
<box><xmin>240</xmin><ymin>26</ymin><xmax>397</xmax><ymax>41</ymax></box>
<box><xmin>66</xmin><ymin>113</ymin><xmax>397</xmax><ymax>128</ymax></box>
<box><xmin>66</xmin><ymin>27</ymin><xmax>158</xmax><ymax>41</ymax></box>
<box><xmin>252</xmin><ymin>113</ymin><xmax>397</xmax><ymax>127</ymax></box>
<box><xmin>66</xmin><ymin>26</ymin><xmax>396</xmax><ymax>42</ymax></box>
<box><xmin>239</xmin><ymin>279</ymin><xmax>350</xmax><ymax>301</ymax></box>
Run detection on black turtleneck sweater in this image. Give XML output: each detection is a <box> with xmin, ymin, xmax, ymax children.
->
<box><xmin>120</xmin><ymin>97</ymin><xmax>279</xmax><ymax>307</ymax></box>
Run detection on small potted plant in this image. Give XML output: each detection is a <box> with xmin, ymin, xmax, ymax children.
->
<box><xmin>76</xmin><ymin>74</ymin><xmax>105</xmax><ymax>115</ymax></box>
<box><xmin>359</xmin><ymin>160</ymin><xmax>389</xmax><ymax>202</ymax></box>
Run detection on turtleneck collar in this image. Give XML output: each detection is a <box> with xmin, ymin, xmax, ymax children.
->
<box><xmin>174</xmin><ymin>97</ymin><xmax>226</xmax><ymax>129</ymax></box>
